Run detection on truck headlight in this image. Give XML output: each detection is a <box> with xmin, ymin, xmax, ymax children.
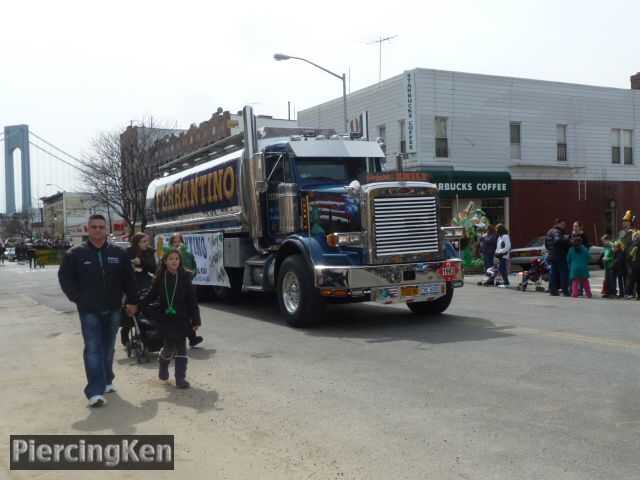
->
<box><xmin>327</xmin><ymin>232</ymin><xmax>363</xmax><ymax>247</ymax></box>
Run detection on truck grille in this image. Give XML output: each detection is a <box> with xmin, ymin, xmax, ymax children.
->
<box><xmin>373</xmin><ymin>196</ymin><xmax>440</xmax><ymax>257</ymax></box>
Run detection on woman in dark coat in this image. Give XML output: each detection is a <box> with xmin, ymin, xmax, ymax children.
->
<box><xmin>139</xmin><ymin>250</ymin><xmax>201</xmax><ymax>388</ymax></box>
<box><xmin>480</xmin><ymin>224</ymin><xmax>498</xmax><ymax>272</ymax></box>
<box><xmin>120</xmin><ymin>232</ymin><xmax>157</xmax><ymax>346</ymax></box>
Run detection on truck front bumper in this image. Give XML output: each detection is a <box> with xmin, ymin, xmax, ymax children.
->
<box><xmin>314</xmin><ymin>261</ymin><xmax>464</xmax><ymax>290</ymax></box>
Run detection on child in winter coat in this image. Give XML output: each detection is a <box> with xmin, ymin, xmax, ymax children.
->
<box><xmin>139</xmin><ymin>250</ymin><xmax>201</xmax><ymax>388</ymax></box>
<box><xmin>169</xmin><ymin>233</ymin><xmax>203</xmax><ymax>347</ymax></box>
<box><xmin>601</xmin><ymin>235</ymin><xmax>615</xmax><ymax>298</ymax></box>
<box><xmin>566</xmin><ymin>237</ymin><xmax>592</xmax><ymax>298</ymax></box>
<box><xmin>611</xmin><ymin>242</ymin><xmax>627</xmax><ymax>298</ymax></box>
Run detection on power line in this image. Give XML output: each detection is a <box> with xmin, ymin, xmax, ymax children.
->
<box><xmin>29</xmin><ymin>131</ymin><xmax>83</xmax><ymax>165</ymax></box>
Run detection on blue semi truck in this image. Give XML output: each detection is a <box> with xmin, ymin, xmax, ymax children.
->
<box><xmin>145</xmin><ymin>106</ymin><xmax>463</xmax><ymax>327</ymax></box>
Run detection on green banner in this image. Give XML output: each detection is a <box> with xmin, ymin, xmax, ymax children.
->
<box><xmin>36</xmin><ymin>249</ymin><xmax>67</xmax><ymax>266</ymax></box>
<box><xmin>420</xmin><ymin>171</ymin><xmax>512</xmax><ymax>198</ymax></box>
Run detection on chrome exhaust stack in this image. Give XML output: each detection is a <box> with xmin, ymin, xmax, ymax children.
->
<box><xmin>239</xmin><ymin>106</ymin><xmax>267</xmax><ymax>251</ymax></box>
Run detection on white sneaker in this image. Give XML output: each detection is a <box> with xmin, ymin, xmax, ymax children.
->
<box><xmin>104</xmin><ymin>384</ymin><xmax>116</xmax><ymax>393</ymax></box>
<box><xmin>498</xmin><ymin>285</ymin><xmax>510</xmax><ymax>288</ymax></box>
<box><xmin>89</xmin><ymin>395</ymin><xmax>106</xmax><ymax>407</ymax></box>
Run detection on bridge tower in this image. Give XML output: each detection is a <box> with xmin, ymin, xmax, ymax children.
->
<box><xmin>3</xmin><ymin>125</ymin><xmax>31</xmax><ymax>213</ymax></box>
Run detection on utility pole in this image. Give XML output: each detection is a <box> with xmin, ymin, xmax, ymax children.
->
<box><xmin>367</xmin><ymin>35</ymin><xmax>398</xmax><ymax>87</ymax></box>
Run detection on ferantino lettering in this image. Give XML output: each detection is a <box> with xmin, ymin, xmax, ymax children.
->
<box><xmin>155</xmin><ymin>165</ymin><xmax>235</xmax><ymax>215</ymax></box>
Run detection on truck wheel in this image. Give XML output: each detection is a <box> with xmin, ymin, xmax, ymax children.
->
<box><xmin>407</xmin><ymin>282</ymin><xmax>454</xmax><ymax>315</ymax></box>
<box><xmin>277</xmin><ymin>255</ymin><xmax>325</xmax><ymax>327</ymax></box>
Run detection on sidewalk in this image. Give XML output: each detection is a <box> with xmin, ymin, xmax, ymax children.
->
<box><xmin>0</xmin><ymin>295</ymin><xmax>340</xmax><ymax>479</ymax></box>
<box><xmin>463</xmin><ymin>267</ymin><xmax>607</xmax><ymax>294</ymax></box>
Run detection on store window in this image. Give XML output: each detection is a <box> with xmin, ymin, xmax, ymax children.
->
<box><xmin>510</xmin><ymin>122</ymin><xmax>521</xmax><ymax>160</ymax></box>
<box><xmin>435</xmin><ymin>117</ymin><xmax>448</xmax><ymax>158</ymax></box>
<box><xmin>611</xmin><ymin>129</ymin><xmax>633</xmax><ymax>165</ymax></box>
<box><xmin>439</xmin><ymin>199</ymin><xmax>453</xmax><ymax>227</ymax></box>
<box><xmin>557</xmin><ymin>124</ymin><xmax>567</xmax><ymax>162</ymax></box>
<box><xmin>480</xmin><ymin>199</ymin><xmax>505</xmax><ymax>226</ymax></box>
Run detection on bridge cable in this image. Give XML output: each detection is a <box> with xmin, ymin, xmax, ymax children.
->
<box><xmin>29</xmin><ymin>131</ymin><xmax>83</xmax><ymax>165</ymax></box>
<box><xmin>28</xmin><ymin>141</ymin><xmax>90</xmax><ymax>175</ymax></box>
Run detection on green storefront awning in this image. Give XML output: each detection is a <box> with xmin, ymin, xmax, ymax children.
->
<box><xmin>421</xmin><ymin>171</ymin><xmax>511</xmax><ymax>198</ymax></box>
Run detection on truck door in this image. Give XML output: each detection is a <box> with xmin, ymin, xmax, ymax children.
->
<box><xmin>265</xmin><ymin>154</ymin><xmax>293</xmax><ymax>238</ymax></box>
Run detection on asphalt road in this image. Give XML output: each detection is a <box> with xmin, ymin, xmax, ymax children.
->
<box><xmin>0</xmin><ymin>261</ymin><xmax>638</xmax><ymax>479</ymax></box>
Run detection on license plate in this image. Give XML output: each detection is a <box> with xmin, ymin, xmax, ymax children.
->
<box><xmin>401</xmin><ymin>286</ymin><xmax>420</xmax><ymax>297</ymax></box>
<box><xmin>421</xmin><ymin>283</ymin><xmax>443</xmax><ymax>295</ymax></box>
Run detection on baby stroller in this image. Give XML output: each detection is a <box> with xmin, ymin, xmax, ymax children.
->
<box><xmin>477</xmin><ymin>264</ymin><xmax>504</xmax><ymax>287</ymax></box>
<box><xmin>126</xmin><ymin>303</ymin><xmax>162</xmax><ymax>363</ymax></box>
<box><xmin>516</xmin><ymin>256</ymin><xmax>550</xmax><ymax>292</ymax></box>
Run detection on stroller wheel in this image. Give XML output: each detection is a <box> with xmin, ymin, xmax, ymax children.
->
<box><xmin>136</xmin><ymin>348</ymin><xmax>144</xmax><ymax>364</ymax></box>
<box><xmin>516</xmin><ymin>285</ymin><xmax>523</xmax><ymax>291</ymax></box>
<box><xmin>142</xmin><ymin>347</ymin><xmax>149</xmax><ymax>363</ymax></box>
<box><xmin>126</xmin><ymin>342</ymin><xmax>132</xmax><ymax>358</ymax></box>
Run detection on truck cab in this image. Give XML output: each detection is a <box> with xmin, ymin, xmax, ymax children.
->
<box><xmin>146</xmin><ymin>106</ymin><xmax>463</xmax><ymax>327</ymax></box>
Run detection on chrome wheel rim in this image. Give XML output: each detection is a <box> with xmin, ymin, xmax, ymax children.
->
<box><xmin>282</xmin><ymin>271</ymin><xmax>301</xmax><ymax>314</ymax></box>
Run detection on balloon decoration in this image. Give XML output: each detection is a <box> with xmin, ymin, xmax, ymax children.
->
<box><xmin>451</xmin><ymin>201</ymin><xmax>490</xmax><ymax>269</ymax></box>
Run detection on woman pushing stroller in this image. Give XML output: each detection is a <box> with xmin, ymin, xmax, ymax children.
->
<box><xmin>137</xmin><ymin>249</ymin><xmax>201</xmax><ymax>388</ymax></box>
<box><xmin>121</xmin><ymin>232</ymin><xmax>157</xmax><ymax>347</ymax></box>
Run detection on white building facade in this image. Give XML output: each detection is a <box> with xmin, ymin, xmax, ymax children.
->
<box><xmin>298</xmin><ymin>69</ymin><xmax>640</xmax><ymax>246</ymax></box>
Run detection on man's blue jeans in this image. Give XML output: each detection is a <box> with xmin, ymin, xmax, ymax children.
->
<box><xmin>549</xmin><ymin>259</ymin><xmax>569</xmax><ymax>295</ymax></box>
<box><xmin>79</xmin><ymin>310</ymin><xmax>121</xmax><ymax>399</ymax></box>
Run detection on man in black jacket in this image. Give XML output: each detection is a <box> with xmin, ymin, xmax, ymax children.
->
<box><xmin>58</xmin><ymin>215</ymin><xmax>139</xmax><ymax>407</ymax></box>
<box><xmin>545</xmin><ymin>218</ymin><xmax>571</xmax><ymax>296</ymax></box>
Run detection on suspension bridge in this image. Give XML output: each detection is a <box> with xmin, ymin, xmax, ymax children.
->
<box><xmin>1</xmin><ymin>125</ymin><xmax>84</xmax><ymax>214</ymax></box>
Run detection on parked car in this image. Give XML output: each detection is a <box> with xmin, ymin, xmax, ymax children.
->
<box><xmin>510</xmin><ymin>236</ymin><xmax>603</xmax><ymax>270</ymax></box>
<box><xmin>5</xmin><ymin>246</ymin><xmax>16</xmax><ymax>262</ymax></box>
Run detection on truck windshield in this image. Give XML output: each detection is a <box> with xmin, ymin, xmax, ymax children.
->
<box><xmin>295</xmin><ymin>157</ymin><xmax>383</xmax><ymax>184</ymax></box>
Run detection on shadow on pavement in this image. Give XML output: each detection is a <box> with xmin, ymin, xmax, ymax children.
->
<box><xmin>201</xmin><ymin>293</ymin><xmax>515</xmax><ymax>345</ymax></box>
<box><xmin>71</xmin><ymin>384</ymin><xmax>220</xmax><ymax>434</ymax></box>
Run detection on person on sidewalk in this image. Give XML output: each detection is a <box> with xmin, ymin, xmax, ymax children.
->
<box><xmin>58</xmin><ymin>215</ymin><xmax>139</xmax><ymax>407</ymax></box>
<box><xmin>169</xmin><ymin>233</ymin><xmax>203</xmax><ymax>347</ymax></box>
<box><xmin>138</xmin><ymin>250</ymin><xmax>201</xmax><ymax>388</ymax></box>
<box><xmin>545</xmin><ymin>218</ymin><xmax>571</xmax><ymax>296</ymax></box>
<box><xmin>27</xmin><ymin>245</ymin><xmax>37</xmax><ymax>269</ymax></box>
<box><xmin>480</xmin><ymin>224</ymin><xmax>498</xmax><ymax>285</ymax></box>
<box><xmin>600</xmin><ymin>235</ymin><xmax>615</xmax><ymax>298</ymax></box>
<box><xmin>0</xmin><ymin>243</ymin><xmax>5</xmax><ymax>266</ymax></box>
<box><xmin>567</xmin><ymin>237</ymin><xmax>592</xmax><ymax>298</ymax></box>
<box><xmin>611</xmin><ymin>240</ymin><xmax>627</xmax><ymax>298</ymax></box>
<box><xmin>494</xmin><ymin>223</ymin><xmax>511</xmax><ymax>288</ymax></box>
<box><xmin>120</xmin><ymin>232</ymin><xmax>157</xmax><ymax>347</ymax></box>
<box><xmin>625</xmin><ymin>231</ymin><xmax>640</xmax><ymax>299</ymax></box>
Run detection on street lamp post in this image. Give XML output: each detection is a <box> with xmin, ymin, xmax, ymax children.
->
<box><xmin>46</xmin><ymin>184</ymin><xmax>66</xmax><ymax>241</ymax></box>
<box><xmin>274</xmin><ymin>53</ymin><xmax>348</xmax><ymax>133</ymax></box>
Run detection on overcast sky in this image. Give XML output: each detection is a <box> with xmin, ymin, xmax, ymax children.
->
<box><xmin>1</xmin><ymin>0</ymin><xmax>638</xmax><ymax>211</ymax></box>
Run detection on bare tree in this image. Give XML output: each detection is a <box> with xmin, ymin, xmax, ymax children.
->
<box><xmin>79</xmin><ymin>119</ymin><xmax>175</xmax><ymax>235</ymax></box>
<box><xmin>3</xmin><ymin>213</ymin><xmax>31</xmax><ymax>239</ymax></box>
